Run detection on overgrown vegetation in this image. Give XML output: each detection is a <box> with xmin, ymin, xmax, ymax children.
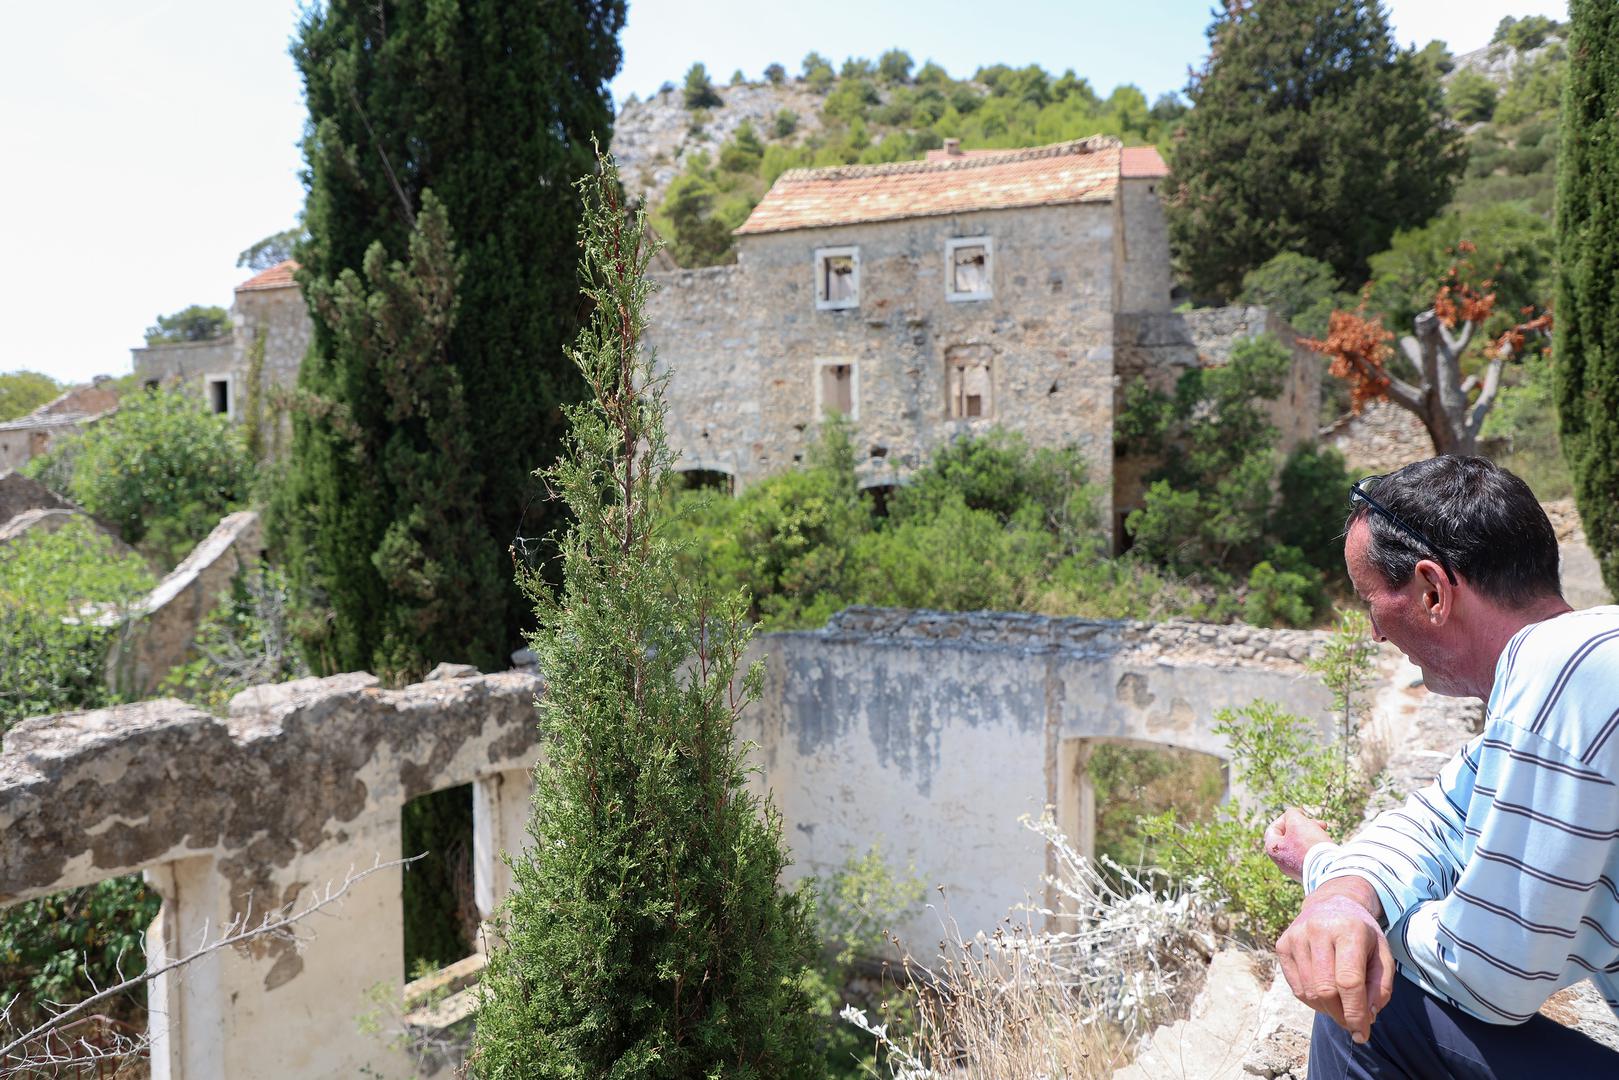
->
<box><xmin>472</xmin><ymin>155</ymin><xmax>823</xmax><ymax>1076</ymax></box>
<box><xmin>26</xmin><ymin>387</ymin><xmax>254</xmax><ymax>567</ymax></box>
<box><xmin>1141</xmin><ymin>611</ymin><xmax>1376</xmax><ymax>942</ymax></box>
<box><xmin>663</xmin><ymin>421</ymin><xmax>1249</xmax><ymax>630</ymax></box>
<box><xmin>0</xmin><ymin>521</ymin><xmax>161</xmax><ymax>1062</ymax></box>
<box><xmin>157</xmin><ymin>566</ymin><xmax>309</xmax><ymax>713</ymax></box>
<box><xmin>0</xmin><ymin>518</ymin><xmax>153</xmax><ymax>733</ymax></box>
<box><xmin>0</xmin><ymin>876</ymin><xmax>162</xmax><ymax>1060</ymax></box>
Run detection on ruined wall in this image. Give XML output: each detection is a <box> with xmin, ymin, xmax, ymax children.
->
<box><xmin>0</xmin><ymin>670</ymin><xmax>541</xmax><ymax>1079</ymax></box>
<box><xmin>131</xmin><ymin>337</ymin><xmax>236</xmax><ymax>391</ymax></box>
<box><xmin>738</xmin><ymin>607</ymin><xmax>1336</xmax><ymax>943</ymax></box>
<box><xmin>1112</xmin><ymin>307</ymin><xmax>1322</xmax><ymax>521</ymax></box>
<box><xmin>1116</xmin><ymin>176</ymin><xmax>1173</xmax><ymax>314</ymax></box>
<box><xmin>648</xmin><ymin>202</ymin><xmax>1119</xmax><ymax>523</ymax></box>
<box><xmin>0</xmin><ymin>384</ymin><xmax>120</xmax><ymax>471</ymax></box>
<box><xmin>105</xmin><ymin>510</ymin><xmax>264</xmax><ymax>698</ymax></box>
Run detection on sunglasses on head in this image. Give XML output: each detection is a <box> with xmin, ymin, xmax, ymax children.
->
<box><xmin>1350</xmin><ymin>476</ymin><xmax>1458</xmax><ymax>587</ymax></box>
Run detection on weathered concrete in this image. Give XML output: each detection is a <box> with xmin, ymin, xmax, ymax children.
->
<box><xmin>0</xmin><ymin>670</ymin><xmax>542</xmax><ymax>1079</ymax></box>
<box><xmin>105</xmin><ymin>510</ymin><xmax>264</xmax><ymax>698</ymax></box>
<box><xmin>739</xmin><ymin>607</ymin><xmax>1337</xmax><ymax>943</ymax></box>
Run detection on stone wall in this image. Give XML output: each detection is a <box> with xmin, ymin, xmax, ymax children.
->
<box><xmin>738</xmin><ymin>607</ymin><xmax>1338</xmax><ymax>942</ymax></box>
<box><xmin>0</xmin><ymin>383</ymin><xmax>120</xmax><ymax>471</ymax></box>
<box><xmin>0</xmin><ymin>669</ymin><xmax>541</xmax><ymax>1078</ymax></box>
<box><xmin>2</xmin><ymin>606</ymin><xmax>1385</xmax><ymax>1075</ymax></box>
<box><xmin>105</xmin><ymin>510</ymin><xmax>265</xmax><ymax>698</ymax></box>
<box><xmin>1116</xmin><ymin>176</ymin><xmax>1173</xmax><ymax>314</ymax></box>
<box><xmin>132</xmin><ymin>338</ymin><xmax>236</xmax><ymax>393</ymax></box>
<box><xmin>648</xmin><ymin>201</ymin><xmax>1121</xmax><ymax>526</ymax></box>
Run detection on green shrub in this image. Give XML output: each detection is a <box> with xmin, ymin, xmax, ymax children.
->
<box><xmin>1141</xmin><ymin>614</ymin><xmax>1375</xmax><ymax>942</ymax></box>
<box><xmin>0</xmin><ymin>875</ymin><xmax>162</xmax><ymax>1043</ymax></box>
<box><xmin>0</xmin><ymin>519</ymin><xmax>153</xmax><ymax>732</ymax></box>
<box><xmin>28</xmin><ymin>387</ymin><xmax>253</xmax><ymax>567</ymax></box>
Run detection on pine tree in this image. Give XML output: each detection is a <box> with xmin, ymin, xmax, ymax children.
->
<box><xmin>1555</xmin><ymin>0</ymin><xmax>1619</xmax><ymax>597</ymax></box>
<box><xmin>277</xmin><ymin>0</ymin><xmax>625</xmax><ymax>677</ymax></box>
<box><xmin>471</xmin><ymin>154</ymin><xmax>823</xmax><ymax>1078</ymax></box>
<box><xmin>1168</xmin><ymin>0</ymin><xmax>1464</xmax><ymax>301</ymax></box>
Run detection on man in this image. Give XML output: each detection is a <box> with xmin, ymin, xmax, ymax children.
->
<box><xmin>1263</xmin><ymin>456</ymin><xmax>1619</xmax><ymax>1078</ymax></box>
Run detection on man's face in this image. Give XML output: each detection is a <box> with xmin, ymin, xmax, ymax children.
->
<box><xmin>1345</xmin><ymin>519</ymin><xmax>1465</xmax><ymax>695</ymax></box>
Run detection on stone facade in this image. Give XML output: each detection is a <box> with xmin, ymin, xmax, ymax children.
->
<box><xmin>645</xmin><ymin>139</ymin><xmax>1319</xmax><ymax>545</ymax></box>
<box><xmin>131</xmin><ymin>262</ymin><xmax>308</xmax><ymax>455</ymax></box>
<box><xmin>0</xmin><ymin>381</ymin><xmax>119</xmax><ymax>471</ymax></box>
<box><xmin>650</xmin><ymin>200</ymin><xmax>1126</xmax><ymax>518</ymax></box>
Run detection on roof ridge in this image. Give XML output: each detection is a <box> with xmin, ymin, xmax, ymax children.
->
<box><xmin>773</xmin><ymin>135</ymin><xmax>1122</xmax><ymax>184</ymax></box>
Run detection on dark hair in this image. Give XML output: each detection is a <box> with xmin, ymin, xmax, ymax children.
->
<box><xmin>1346</xmin><ymin>456</ymin><xmax>1562</xmax><ymax>608</ymax></box>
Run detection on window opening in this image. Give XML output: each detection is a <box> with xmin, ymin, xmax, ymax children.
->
<box><xmin>820</xmin><ymin>362</ymin><xmax>854</xmax><ymax>416</ymax></box>
<box><xmin>207</xmin><ymin>377</ymin><xmax>230</xmax><ymax>416</ymax></box>
<box><xmin>946</xmin><ymin>345</ymin><xmax>993</xmax><ymax>420</ymax></box>
<box><xmin>945</xmin><ymin>237</ymin><xmax>993</xmax><ymax>301</ymax></box>
<box><xmin>814</xmin><ymin>247</ymin><xmax>859</xmax><ymax>310</ymax></box>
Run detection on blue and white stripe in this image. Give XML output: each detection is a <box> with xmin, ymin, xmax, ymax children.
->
<box><xmin>1305</xmin><ymin>606</ymin><xmax>1619</xmax><ymax>1025</ymax></box>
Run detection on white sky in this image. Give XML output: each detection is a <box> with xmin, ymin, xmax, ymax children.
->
<box><xmin>0</xmin><ymin>0</ymin><xmax>1567</xmax><ymax>385</ymax></box>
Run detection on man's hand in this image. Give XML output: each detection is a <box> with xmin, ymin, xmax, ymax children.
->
<box><xmin>1264</xmin><ymin>807</ymin><xmax>1333</xmax><ymax>882</ymax></box>
<box><xmin>1275</xmin><ymin>878</ymin><xmax>1394</xmax><ymax>1045</ymax></box>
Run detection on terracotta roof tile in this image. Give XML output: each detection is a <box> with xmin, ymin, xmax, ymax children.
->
<box><xmin>736</xmin><ymin>137</ymin><xmax>1123</xmax><ymax>236</ymax></box>
<box><xmin>236</xmin><ymin>259</ymin><xmax>300</xmax><ymax>292</ymax></box>
<box><xmin>1121</xmin><ymin>146</ymin><xmax>1169</xmax><ymax>179</ymax></box>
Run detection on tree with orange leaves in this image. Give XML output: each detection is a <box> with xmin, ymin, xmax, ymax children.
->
<box><xmin>1305</xmin><ymin>243</ymin><xmax>1552</xmax><ymax>457</ymax></box>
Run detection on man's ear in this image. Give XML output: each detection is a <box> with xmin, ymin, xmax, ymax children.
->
<box><xmin>1413</xmin><ymin>558</ymin><xmax>1453</xmax><ymax>624</ymax></box>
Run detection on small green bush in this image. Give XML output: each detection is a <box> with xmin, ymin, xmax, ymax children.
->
<box><xmin>0</xmin><ymin>519</ymin><xmax>153</xmax><ymax>732</ymax></box>
<box><xmin>27</xmin><ymin>387</ymin><xmax>253</xmax><ymax>567</ymax></box>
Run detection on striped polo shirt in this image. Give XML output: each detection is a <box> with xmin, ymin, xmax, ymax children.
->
<box><xmin>1305</xmin><ymin>605</ymin><xmax>1619</xmax><ymax>1024</ymax></box>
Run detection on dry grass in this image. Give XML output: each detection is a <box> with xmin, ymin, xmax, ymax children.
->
<box><xmin>844</xmin><ymin>813</ymin><xmax>1220</xmax><ymax>1079</ymax></box>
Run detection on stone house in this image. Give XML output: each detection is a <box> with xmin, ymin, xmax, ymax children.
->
<box><xmin>644</xmin><ymin>135</ymin><xmax>1319</xmax><ymax>544</ymax></box>
<box><xmin>124</xmin><ymin>137</ymin><xmax>1318</xmax><ymax>541</ymax></box>
<box><xmin>0</xmin><ymin>380</ymin><xmax>121</xmax><ymax>471</ymax></box>
<box><xmin>131</xmin><ymin>260</ymin><xmax>310</xmax><ymax>453</ymax></box>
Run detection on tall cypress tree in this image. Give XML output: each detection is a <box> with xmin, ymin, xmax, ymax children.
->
<box><xmin>1168</xmin><ymin>0</ymin><xmax>1463</xmax><ymax>301</ymax></box>
<box><xmin>1555</xmin><ymin>0</ymin><xmax>1619</xmax><ymax>598</ymax></box>
<box><xmin>278</xmin><ymin>0</ymin><xmax>625</xmax><ymax>678</ymax></box>
<box><xmin>471</xmin><ymin>156</ymin><xmax>823</xmax><ymax>1078</ymax></box>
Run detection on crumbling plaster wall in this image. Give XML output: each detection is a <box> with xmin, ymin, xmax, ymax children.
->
<box><xmin>0</xmin><ymin>670</ymin><xmax>541</xmax><ymax>1079</ymax></box>
<box><xmin>737</xmin><ymin>608</ymin><xmax>1337</xmax><ymax>943</ymax></box>
<box><xmin>647</xmin><ymin>201</ymin><xmax>1120</xmax><ymax>524</ymax></box>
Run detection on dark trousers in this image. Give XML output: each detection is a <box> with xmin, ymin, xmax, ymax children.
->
<box><xmin>1309</xmin><ymin>971</ymin><xmax>1619</xmax><ymax>1079</ymax></box>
